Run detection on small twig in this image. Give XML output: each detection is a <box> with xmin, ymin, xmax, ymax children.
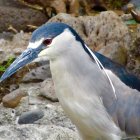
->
<box><xmin>18</xmin><ymin>0</ymin><xmax>43</xmax><ymax>11</ymax></box>
<box><xmin>27</xmin><ymin>25</ymin><xmax>38</xmax><ymax>30</ymax></box>
<box><xmin>8</xmin><ymin>25</ymin><xmax>18</xmax><ymax>33</ymax></box>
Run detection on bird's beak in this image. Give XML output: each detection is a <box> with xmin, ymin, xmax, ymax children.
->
<box><xmin>0</xmin><ymin>48</ymin><xmax>39</xmax><ymax>82</ymax></box>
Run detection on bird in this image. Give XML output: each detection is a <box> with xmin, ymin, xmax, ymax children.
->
<box><xmin>1</xmin><ymin>22</ymin><xmax>140</xmax><ymax>140</ymax></box>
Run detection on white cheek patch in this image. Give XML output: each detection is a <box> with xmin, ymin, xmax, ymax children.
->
<box><xmin>35</xmin><ymin>28</ymin><xmax>75</xmax><ymax>58</ymax></box>
<box><xmin>27</xmin><ymin>38</ymin><xmax>44</xmax><ymax>49</ymax></box>
<box><xmin>38</xmin><ymin>48</ymin><xmax>48</xmax><ymax>57</ymax></box>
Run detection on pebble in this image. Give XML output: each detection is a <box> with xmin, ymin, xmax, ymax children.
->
<box><xmin>2</xmin><ymin>89</ymin><xmax>27</xmax><ymax>108</ymax></box>
<box><xmin>18</xmin><ymin>109</ymin><xmax>44</xmax><ymax>124</ymax></box>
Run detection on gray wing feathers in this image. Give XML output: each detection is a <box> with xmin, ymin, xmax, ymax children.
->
<box><xmin>103</xmin><ymin>70</ymin><xmax>140</xmax><ymax>135</ymax></box>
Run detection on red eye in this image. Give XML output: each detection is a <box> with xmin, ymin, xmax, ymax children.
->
<box><xmin>43</xmin><ymin>38</ymin><xmax>52</xmax><ymax>46</ymax></box>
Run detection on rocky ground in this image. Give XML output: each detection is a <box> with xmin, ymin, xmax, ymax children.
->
<box><xmin>0</xmin><ymin>0</ymin><xmax>140</xmax><ymax>139</ymax></box>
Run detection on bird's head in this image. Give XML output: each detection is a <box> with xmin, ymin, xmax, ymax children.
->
<box><xmin>0</xmin><ymin>22</ymin><xmax>85</xmax><ymax>82</ymax></box>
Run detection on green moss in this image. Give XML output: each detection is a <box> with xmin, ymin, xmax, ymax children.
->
<box><xmin>0</xmin><ymin>57</ymin><xmax>15</xmax><ymax>72</ymax></box>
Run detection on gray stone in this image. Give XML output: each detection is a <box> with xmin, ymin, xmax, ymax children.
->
<box><xmin>18</xmin><ymin>109</ymin><xmax>44</xmax><ymax>124</ymax></box>
<box><xmin>0</xmin><ymin>0</ymin><xmax>47</xmax><ymax>32</ymax></box>
<box><xmin>40</xmin><ymin>78</ymin><xmax>58</xmax><ymax>102</ymax></box>
<box><xmin>22</xmin><ymin>64</ymin><xmax>51</xmax><ymax>83</ymax></box>
<box><xmin>121</xmin><ymin>14</ymin><xmax>133</xmax><ymax>21</ymax></box>
<box><xmin>9</xmin><ymin>84</ymin><xmax>19</xmax><ymax>92</ymax></box>
<box><xmin>137</xmin><ymin>24</ymin><xmax>140</xmax><ymax>38</ymax></box>
<box><xmin>0</xmin><ymin>31</ymin><xmax>31</xmax><ymax>64</ymax></box>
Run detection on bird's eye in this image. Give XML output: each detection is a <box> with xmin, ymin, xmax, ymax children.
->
<box><xmin>43</xmin><ymin>38</ymin><xmax>52</xmax><ymax>46</ymax></box>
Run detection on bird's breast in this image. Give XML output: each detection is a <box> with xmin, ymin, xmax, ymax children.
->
<box><xmin>49</xmin><ymin>58</ymin><xmax>120</xmax><ymax>138</ymax></box>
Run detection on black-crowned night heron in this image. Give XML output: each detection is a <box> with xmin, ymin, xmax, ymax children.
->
<box><xmin>1</xmin><ymin>22</ymin><xmax>140</xmax><ymax>140</ymax></box>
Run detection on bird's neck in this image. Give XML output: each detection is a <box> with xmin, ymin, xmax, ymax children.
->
<box><xmin>49</xmin><ymin>47</ymin><xmax>92</xmax><ymax>95</ymax></box>
<box><xmin>49</xmin><ymin>47</ymin><xmax>116</xmax><ymax>109</ymax></box>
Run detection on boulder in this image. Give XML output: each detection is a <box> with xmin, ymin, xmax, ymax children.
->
<box><xmin>0</xmin><ymin>0</ymin><xmax>47</xmax><ymax>32</ymax></box>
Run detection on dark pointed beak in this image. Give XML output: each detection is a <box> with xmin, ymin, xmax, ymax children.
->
<box><xmin>0</xmin><ymin>48</ymin><xmax>39</xmax><ymax>82</ymax></box>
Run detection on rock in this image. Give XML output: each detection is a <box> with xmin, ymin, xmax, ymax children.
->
<box><xmin>121</xmin><ymin>14</ymin><xmax>133</xmax><ymax>21</ymax></box>
<box><xmin>0</xmin><ymin>105</ymin><xmax>17</xmax><ymax>125</ymax></box>
<box><xmin>82</xmin><ymin>11</ymin><xmax>130</xmax><ymax>65</ymax></box>
<box><xmin>40</xmin><ymin>78</ymin><xmax>58</xmax><ymax>102</ymax></box>
<box><xmin>0</xmin><ymin>0</ymin><xmax>47</xmax><ymax>32</ymax></box>
<box><xmin>50</xmin><ymin>0</ymin><xmax>67</xmax><ymax>14</ymax></box>
<box><xmin>137</xmin><ymin>25</ymin><xmax>140</xmax><ymax>38</ymax></box>
<box><xmin>0</xmin><ymin>81</ymin><xmax>78</xmax><ymax>137</ymax></box>
<box><xmin>0</xmin><ymin>31</ymin><xmax>31</xmax><ymax>64</ymax></box>
<box><xmin>0</xmin><ymin>87</ymin><xmax>76</xmax><ymax>129</ymax></box>
<box><xmin>2</xmin><ymin>89</ymin><xmax>28</xmax><ymax>108</ymax></box>
<box><xmin>0</xmin><ymin>125</ymin><xmax>80</xmax><ymax>140</ymax></box>
<box><xmin>9</xmin><ymin>84</ymin><xmax>19</xmax><ymax>92</ymax></box>
<box><xmin>22</xmin><ymin>63</ymin><xmax>51</xmax><ymax>83</ymax></box>
<box><xmin>126</xmin><ymin>29</ymin><xmax>140</xmax><ymax>78</ymax></box>
<box><xmin>43</xmin><ymin>104</ymin><xmax>75</xmax><ymax>129</ymax></box>
<box><xmin>0</xmin><ymin>32</ymin><xmax>14</xmax><ymax>40</ymax></box>
<box><xmin>18</xmin><ymin>109</ymin><xmax>44</xmax><ymax>124</ymax></box>
<box><xmin>48</xmin><ymin>13</ymin><xmax>87</xmax><ymax>40</ymax></box>
<box><xmin>48</xmin><ymin>11</ymin><xmax>131</xmax><ymax>64</ymax></box>
<box><xmin>18</xmin><ymin>82</ymin><xmax>43</xmax><ymax>105</ymax></box>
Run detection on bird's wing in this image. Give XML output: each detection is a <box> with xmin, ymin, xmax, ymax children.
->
<box><xmin>94</xmin><ymin>52</ymin><xmax>140</xmax><ymax>135</ymax></box>
<box><xmin>94</xmin><ymin>52</ymin><xmax>140</xmax><ymax>92</ymax></box>
<box><xmin>104</xmin><ymin>69</ymin><xmax>140</xmax><ymax>136</ymax></box>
